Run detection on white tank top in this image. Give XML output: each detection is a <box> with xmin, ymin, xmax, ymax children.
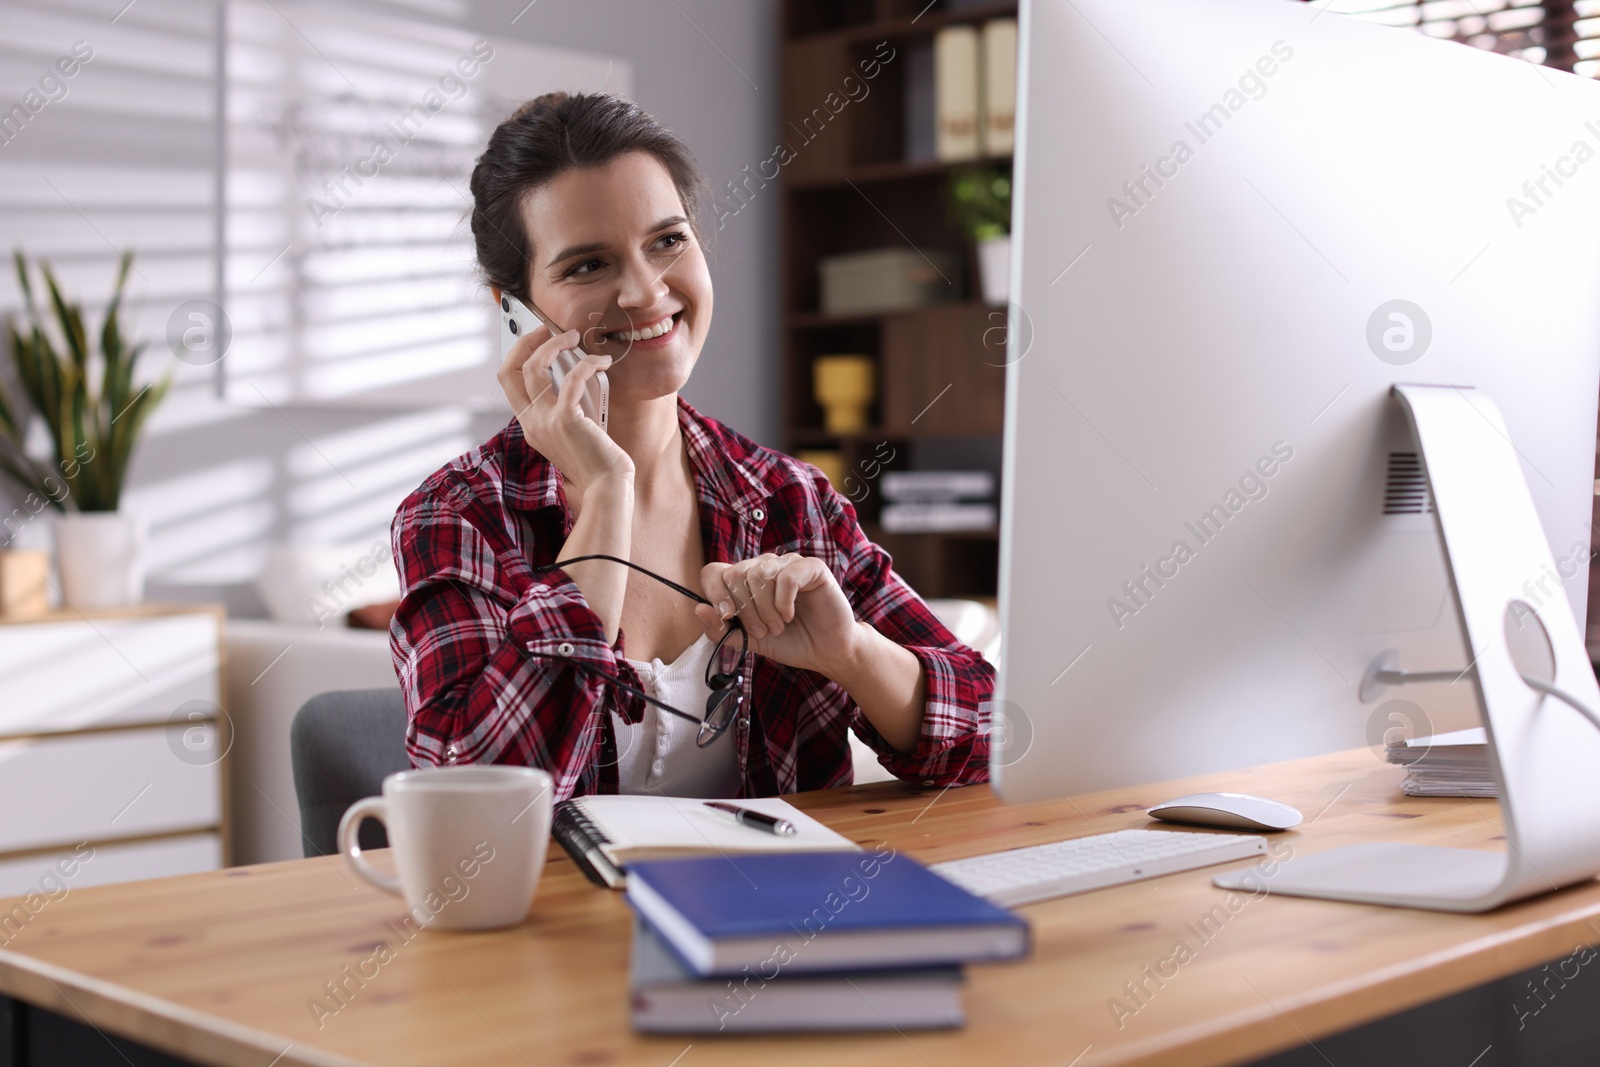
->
<box><xmin>614</xmin><ymin>631</ymin><xmax>740</xmax><ymax>798</ymax></box>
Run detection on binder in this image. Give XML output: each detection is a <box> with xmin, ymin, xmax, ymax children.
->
<box><xmin>935</xmin><ymin>26</ymin><xmax>982</xmax><ymax>161</ymax></box>
<box><xmin>982</xmin><ymin>19</ymin><xmax>1017</xmax><ymax>156</ymax></box>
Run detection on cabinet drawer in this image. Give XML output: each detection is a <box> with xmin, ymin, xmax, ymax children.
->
<box><xmin>0</xmin><ymin>726</ymin><xmax>220</xmax><ymax>854</ymax></box>
<box><xmin>0</xmin><ymin>832</ymin><xmax>221</xmax><ymax>899</ymax></box>
<box><xmin>0</xmin><ymin>614</ymin><xmax>220</xmax><ymax>737</ymax></box>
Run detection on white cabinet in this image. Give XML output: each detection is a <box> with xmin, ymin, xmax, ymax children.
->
<box><xmin>0</xmin><ymin>606</ymin><xmax>227</xmax><ymax>898</ymax></box>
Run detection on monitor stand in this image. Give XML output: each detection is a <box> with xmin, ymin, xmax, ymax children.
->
<box><xmin>1214</xmin><ymin>383</ymin><xmax>1600</xmax><ymax>912</ymax></box>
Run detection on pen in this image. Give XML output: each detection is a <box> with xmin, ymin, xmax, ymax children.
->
<box><xmin>704</xmin><ymin>801</ymin><xmax>797</xmax><ymax>836</ymax></box>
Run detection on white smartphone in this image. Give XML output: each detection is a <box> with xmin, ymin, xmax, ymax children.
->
<box><xmin>499</xmin><ymin>292</ymin><xmax>610</xmax><ymax>434</ymax></box>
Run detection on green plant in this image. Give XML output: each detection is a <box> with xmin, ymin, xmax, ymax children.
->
<box><xmin>945</xmin><ymin>165</ymin><xmax>1012</xmax><ymax>242</ymax></box>
<box><xmin>0</xmin><ymin>251</ymin><xmax>171</xmax><ymax>512</ymax></box>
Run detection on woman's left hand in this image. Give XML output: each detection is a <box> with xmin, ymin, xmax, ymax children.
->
<box><xmin>694</xmin><ymin>554</ymin><xmax>862</xmax><ymax>677</ymax></box>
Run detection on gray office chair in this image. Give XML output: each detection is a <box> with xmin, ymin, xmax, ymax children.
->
<box><xmin>289</xmin><ymin>689</ymin><xmax>411</xmax><ymax>858</ymax></box>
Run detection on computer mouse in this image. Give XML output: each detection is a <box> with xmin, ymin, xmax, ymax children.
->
<box><xmin>1146</xmin><ymin>792</ymin><xmax>1303</xmax><ymax>832</ymax></box>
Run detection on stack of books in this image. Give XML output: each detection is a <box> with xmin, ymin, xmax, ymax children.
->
<box><xmin>880</xmin><ymin>470</ymin><xmax>997</xmax><ymax>533</ymax></box>
<box><xmin>1384</xmin><ymin>726</ymin><xmax>1494</xmax><ymax>797</ymax></box>
<box><xmin>625</xmin><ymin>851</ymin><xmax>1029</xmax><ymax>1033</ymax></box>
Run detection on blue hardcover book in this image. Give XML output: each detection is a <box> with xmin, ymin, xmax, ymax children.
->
<box><xmin>625</xmin><ymin>850</ymin><xmax>1029</xmax><ymax>977</ymax></box>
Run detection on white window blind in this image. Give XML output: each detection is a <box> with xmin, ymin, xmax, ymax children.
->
<box><xmin>1308</xmin><ymin>0</ymin><xmax>1584</xmax><ymax>74</ymax></box>
<box><xmin>0</xmin><ymin>0</ymin><xmax>628</xmax><ymax>411</ymax></box>
<box><xmin>222</xmin><ymin>2</ymin><xmax>629</xmax><ymax>407</ymax></box>
<box><xmin>0</xmin><ymin>0</ymin><xmax>221</xmax><ymax>369</ymax></box>
<box><xmin>0</xmin><ymin>0</ymin><xmax>629</xmax><ymax>588</ymax></box>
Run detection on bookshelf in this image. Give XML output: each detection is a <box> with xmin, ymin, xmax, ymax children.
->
<box><xmin>780</xmin><ymin>0</ymin><xmax>1016</xmax><ymax>599</ymax></box>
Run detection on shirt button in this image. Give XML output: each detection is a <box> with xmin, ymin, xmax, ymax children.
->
<box><xmin>751</xmin><ymin>507</ymin><xmax>765</xmax><ymax>521</ymax></box>
<box><xmin>557</xmin><ymin>641</ymin><xmax>575</xmax><ymax>656</ymax></box>
<box><xmin>922</xmin><ymin>780</ymin><xmax>936</xmax><ymax>787</ymax></box>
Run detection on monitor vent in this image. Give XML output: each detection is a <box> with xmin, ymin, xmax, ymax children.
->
<box><xmin>1384</xmin><ymin>452</ymin><xmax>1434</xmax><ymax>515</ymax></box>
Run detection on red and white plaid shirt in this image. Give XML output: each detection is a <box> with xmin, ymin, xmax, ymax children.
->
<box><xmin>389</xmin><ymin>396</ymin><xmax>993</xmax><ymax>802</ymax></box>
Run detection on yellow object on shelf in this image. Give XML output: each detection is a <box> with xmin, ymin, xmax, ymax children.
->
<box><xmin>795</xmin><ymin>450</ymin><xmax>846</xmax><ymax>490</ymax></box>
<box><xmin>0</xmin><ymin>550</ymin><xmax>49</xmax><ymax>617</ymax></box>
<box><xmin>812</xmin><ymin>355</ymin><xmax>875</xmax><ymax>434</ymax></box>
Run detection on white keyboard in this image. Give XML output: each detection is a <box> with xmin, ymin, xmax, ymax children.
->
<box><xmin>929</xmin><ymin>828</ymin><xmax>1268</xmax><ymax>907</ymax></box>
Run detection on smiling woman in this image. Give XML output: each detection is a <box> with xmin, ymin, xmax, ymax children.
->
<box><xmin>388</xmin><ymin>91</ymin><xmax>993</xmax><ymax>803</ymax></box>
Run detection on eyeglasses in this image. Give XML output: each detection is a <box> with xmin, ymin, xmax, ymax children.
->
<box><xmin>528</xmin><ymin>553</ymin><xmax>748</xmax><ymax>747</ymax></box>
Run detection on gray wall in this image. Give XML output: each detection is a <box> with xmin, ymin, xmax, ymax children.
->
<box><xmin>485</xmin><ymin>0</ymin><xmax>782</xmax><ymax>445</ymax></box>
<box><xmin>0</xmin><ymin>0</ymin><xmax>779</xmax><ymax>615</ymax></box>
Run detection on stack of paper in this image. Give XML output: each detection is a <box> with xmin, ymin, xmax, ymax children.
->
<box><xmin>880</xmin><ymin>470</ymin><xmax>997</xmax><ymax>533</ymax></box>
<box><xmin>1385</xmin><ymin>727</ymin><xmax>1494</xmax><ymax>797</ymax></box>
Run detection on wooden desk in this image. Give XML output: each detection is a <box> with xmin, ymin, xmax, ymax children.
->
<box><xmin>3</xmin><ymin>747</ymin><xmax>1599</xmax><ymax>1067</ymax></box>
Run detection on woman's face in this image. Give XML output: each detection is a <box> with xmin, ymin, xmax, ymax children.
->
<box><xmin>518</xmin><ymin>151</ymin><xmax>713</xmax><ymax>405</ymax></box>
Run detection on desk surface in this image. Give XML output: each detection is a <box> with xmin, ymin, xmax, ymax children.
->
<box><xmin>3</xmin><ymin>747</ymin><xmax>1599</xmax><ymax>1067</ymax></box>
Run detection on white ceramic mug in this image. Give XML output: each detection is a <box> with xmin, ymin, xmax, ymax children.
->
<box><xmin>337</xmin><ymin>765</ymin><xmax>552</xmax><ymax>931</ymax></box>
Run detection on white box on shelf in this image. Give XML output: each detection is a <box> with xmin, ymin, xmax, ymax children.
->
<box><xmin>818</xmin><ymin>248</ymin><xmax>960</xmax><ymax>317</ymax></box>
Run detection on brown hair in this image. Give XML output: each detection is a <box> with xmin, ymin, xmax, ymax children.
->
<box><xmin>468</xmin><ymin>91</ymin><xmax>709</xmax><ymax>304</ymax></box>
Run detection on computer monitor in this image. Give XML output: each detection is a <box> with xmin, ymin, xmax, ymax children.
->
<box><xmin>995</xmin><ymin>0</ymin><xmax>1600</xmax><ymax>804</ymax></box>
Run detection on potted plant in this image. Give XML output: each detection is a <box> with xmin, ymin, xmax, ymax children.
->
<box><xmin>0</xmin><ymin>251</ymin><xmax>171</xmax><ymax>608</ymax></box>
<box><xmin>946</xmin><ymin>165</ymin><xmax>1013</xmax><ymax>305</ymax></box>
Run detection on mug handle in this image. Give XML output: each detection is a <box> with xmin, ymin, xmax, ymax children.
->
<box><xmin>337</xmin><ymin>797</ymin><xmax>402</xmax><ymax>894</ymax></box>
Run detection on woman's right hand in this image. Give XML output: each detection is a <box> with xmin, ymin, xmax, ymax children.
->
<box><xmin>498</xmin><ymin>321</ymin><xmax>634</xmax><ymax>493</ymax></box>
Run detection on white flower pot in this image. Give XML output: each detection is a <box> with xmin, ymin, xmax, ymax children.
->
<box><xmin>977</xmin><ymin>234</ymin><xmax>1011</xmax><ymax>305</ymax></box>
<box><xmin>53</xmin><ymin>511</ymin><xmax>147</xmax><ymax>609</ymax></box>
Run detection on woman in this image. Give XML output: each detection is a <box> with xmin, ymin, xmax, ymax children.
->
<box><xmin>390</xmin><ymin>91</ymin><xmax>993</xmax><ymax>802</ymax></box>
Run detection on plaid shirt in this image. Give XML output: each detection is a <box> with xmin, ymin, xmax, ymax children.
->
<box><xmin>389</xmin><ymin>396</ymin><xmax>993</xmax><ymax>802</ymax></box>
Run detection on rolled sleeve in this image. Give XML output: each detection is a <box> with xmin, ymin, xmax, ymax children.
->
<box><xmin>512</xmin><ymin>567</ymin><xmax>646</xmax><ymax>724</ymax></box>
<box><xmin>389</xmin><ymin>500</ymin><xmax>643</xmax><ymax>801</ymax></box>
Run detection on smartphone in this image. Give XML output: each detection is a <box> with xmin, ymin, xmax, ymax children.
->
<box><xmin>499</xmin><ymin>292</ymin><xmax>610</xmax><ymax>434</ymax></box>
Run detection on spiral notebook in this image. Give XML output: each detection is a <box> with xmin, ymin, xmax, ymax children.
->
<box><xmin>552</xmin><ymin>795</ymin><xmax>859</xmax><ymax>889</ymax></box>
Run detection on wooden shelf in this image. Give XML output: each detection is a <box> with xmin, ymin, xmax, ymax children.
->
<box><xmin>866</xmin><ymin>522</ymin><xmax>1002</xmax><ymax>597</ymax></box>
<box><xmin>787</xmin><ymin>309</ymin><xmax>886</xmax><ymax>330</ymax></box>
<box><xmin>864</xmin><ymin>522</ymin><xmax>999</xmax><ymax>542</ymax></box>
<box><xmin>787</xmin><ymin>298</ymin><xmax>999</xmax><ymax>329</ymax></box>
<box><xmin>786</xmin><ymin>0</ymin><xmax>1020</xmax><ymax>44</ymax></box>
<box><xmin>789</xmin><ymin>424</ymin><xmax>1005</xmax><ymax>447</ymax></box>
<box><xmin>0</xmin><ymin>601</ymin><xmax>226</xmax><ymax>626</ymax></box>
<box><xmin>787</xmin><ymin>154</ymin><xmax>1010</xmax><ymax>191</ymax></box>
<box><xmin>781</xmin><ymin>0</ymin><xmax>1017</xmax><ymax>598</ymax></box>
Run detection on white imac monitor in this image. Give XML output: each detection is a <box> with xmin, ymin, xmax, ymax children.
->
<box><xmin>995</xmin><ymin>0</ymin><xmax>1600</xmax><ymax>817</ymax></box>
